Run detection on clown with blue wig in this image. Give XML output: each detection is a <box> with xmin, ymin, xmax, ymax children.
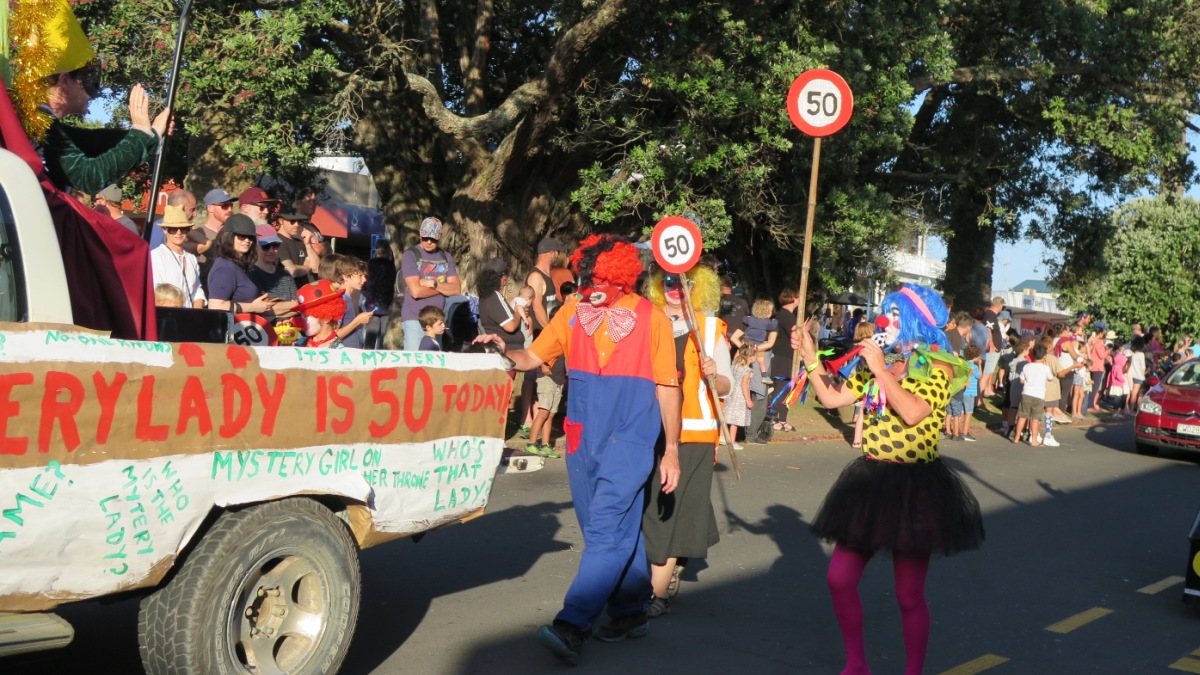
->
<box><xmin>791</xmin><ymin>282</ymin><xmax>985</xmax><ymax>675</ymax></box>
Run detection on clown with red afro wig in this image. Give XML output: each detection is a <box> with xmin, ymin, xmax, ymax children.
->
<box><xmin>570</xmin><ymin>234</ymin><xmax>643</xmax><ymax>307</ymax></box>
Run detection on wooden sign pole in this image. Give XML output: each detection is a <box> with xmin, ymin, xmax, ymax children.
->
<box><xmin>792</xmin><ymin>136</ymin><xmax>822</xmax><ymax>376</ymax></box>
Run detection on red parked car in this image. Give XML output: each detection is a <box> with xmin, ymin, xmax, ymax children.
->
<box><xmin>1135</xmin><ymin>359</ymin><xmax>1200</xmax><ymax>455</ymax></box>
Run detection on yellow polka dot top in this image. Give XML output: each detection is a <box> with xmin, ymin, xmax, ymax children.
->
<box><xmin>847</xmin><ymin>367</ymin><xmax>951</xmax><ymax>463</ymax></box>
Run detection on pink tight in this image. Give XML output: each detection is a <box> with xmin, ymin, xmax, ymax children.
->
<box><xmin>827</xmin><ymin>544</ymin><xmax>931</xmax><ymax>675</ymax></box>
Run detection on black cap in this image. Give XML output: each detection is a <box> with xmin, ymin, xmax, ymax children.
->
<box><xmin>225</xmin><ymin>214</ymin><xmax>257</xmax><ymax>237</ymax></box>
<box><xmin>537</xmin><ymin>237</ymin><xmax>566</xmax><ymax>254</ymax></box>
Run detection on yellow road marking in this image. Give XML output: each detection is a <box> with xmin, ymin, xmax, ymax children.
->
<box><xmin>1169</xmin><ymin>656</ymin><xmax>1200</xmax><ymax>673</ymax></box>
<box><xmin>939</xmin><ymin>654</ymin><xmax>1010</xmax><ymax>674</ymax></box>
<box><xmin>1193</xmin><ymin>647</ymin><xmax>1200</xmax><ymax>657</ymax></box>
<box><xmin>1138</xmin><ymin>575</ymin><xmax>1185</xmax><ymax>594</ymax></box>
<box><xmin>1044</xmin><ymin>607</ymin><xmax>1113</xmax><ymax>634</ymax></box>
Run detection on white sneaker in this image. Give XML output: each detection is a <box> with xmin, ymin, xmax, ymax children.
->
<box><xmin>731</xmin><ymin>443</ymin><xmax>745</xmax><ymax>450</ymax></box>
<box><xmin>1041</xmin><ymin>435</ymin><xmax>1061</xmax><ymax>447</ymax></box>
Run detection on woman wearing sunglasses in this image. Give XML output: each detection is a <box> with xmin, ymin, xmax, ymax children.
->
<box><xmin>40</xmin><ymin>64</ymin><xmax>172</xmax><ymax>195</ymax></box>
<box><xmin>149</xmin><ymin>205</ymin><xmax>206</xmax><ymax>308</ymax></box>
<box><xmin>641</xmin><ymin>265</ymin><xmax>732</xmax><ymax>617</ymax></box>
<box><xmin>206</xmin><ymin>215</ymin><xmax>278</xmax><ymax>316</ymax></box>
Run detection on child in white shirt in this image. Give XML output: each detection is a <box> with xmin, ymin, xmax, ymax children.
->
<box><xmin>512</xmin><ymin>285</ymin><xmax>535</xmax><ymax>347</ymax></box>
<box><xmin>1015</xmin><ymin>343</ymin><xmax>1055</xmax><ymax>447</ymax></box>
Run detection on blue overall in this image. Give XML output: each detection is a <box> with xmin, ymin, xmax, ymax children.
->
<box><xmin>557</xmin><ymin>297</ymin><xmax>662</xmax><ymax>631</ymax></box>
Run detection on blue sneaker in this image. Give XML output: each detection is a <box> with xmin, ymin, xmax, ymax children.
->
<box><xmin>536</xmin><ymin>621</ymin><xmax>585</xmax><ymax>665</ymax></box>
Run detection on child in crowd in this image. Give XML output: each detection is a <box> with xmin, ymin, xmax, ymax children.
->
<box><xmin>1000</xmin><ymin>337</ymin><xmax>1033</xmax><ymax>437</ymax></box>
<box><xmin>959</xmin><ymin>343</ymin><xmax>983</xmax><ymax>442</ymax></box>
<box><xmin>725</xmin><ymin>343</ymin><xmax>756</xmax><ymax>450</ymax></box>
<box><xmin>1125</xmin><ymin>336</ymin><xmax>1147</xmax><ymax>414</ymax></box>
<box><xmin>318</xmin><ymin>253</ymin><xmax>344</xmax><ymax>282</ymax></box>
<box><xmin>1108</xmin><ymin>338</ymin><xmax>1129</xmax><ymax>417</ymax></box>
<box><xmin>512</xmin><ymin>285</ymin><xmax>535</xmax><ymax>347</ymax></box>
<box><xmin>1040</xmin><ymin>336</ymin><xmax>1066</xmax><ymax>446</ymax></box>
<box><xmin>294</xmin><ymin>279</ymin><xmax>347</xmax><ymax>349</ymax></box>
<box><xmin>1015</xmin><ymin>342</ymin><xmax>1054</xmax><ymax>446</ymax></box>
<box><xmin>418</xmin><ymin>305</ymin><xmax>446</xmax><ymax>351</ymax></box>
<box><xmin>154</xmin><ymin>283</ymin><xmax>185</xmax><ymax>308</ymax></box>
<box><xmin>334</xmin><ymin>255</ymin><xmax>375</xmax><ymax>349</ymax></box>
<box><xmin>732</xmin><ymin>299</ymin><xmax>778</xmax><ymax>382</ymax></box>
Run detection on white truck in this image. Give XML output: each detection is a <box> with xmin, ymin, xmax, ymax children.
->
<box><xmin>0</xmin><ymin>147</ymin><xmax>513</xmax><ymax>674</ymax></box>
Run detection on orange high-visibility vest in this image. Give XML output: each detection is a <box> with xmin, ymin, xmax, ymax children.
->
<box><xmin>681</xmin><ymin>315</ymin><xmax>728</xmax><ymax>444</ymax></box>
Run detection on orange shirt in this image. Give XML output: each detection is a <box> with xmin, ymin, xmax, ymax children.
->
<box><xmin>530</xmin><ymin>294</ymin><xmax>679</xmax><ymax>387</ymax></box>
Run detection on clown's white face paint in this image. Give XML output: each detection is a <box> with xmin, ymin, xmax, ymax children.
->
<box><xmin>874</xmin><ymin>308</ymin><xmax>901</xmax><ymax>348</ymax></box>
<box><xmin>303</xmin><ymin>316</ymin><xmax>322</xmax><ymax>337</ymax></box>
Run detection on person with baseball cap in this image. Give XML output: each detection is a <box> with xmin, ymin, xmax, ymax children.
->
<box><xmin>93</xmin><ymin>184</ymin><xmax>139</xmax><ymax>235</ymax></box>
<box><xmin>398</xmin><ymin>217</ymin><xmax>461</xmax><ymax>350</ymax></box>
<box><xmin>250</xmin><ymin>223</ymin><xmax>299</xmax><ymax>307</ymax></box>
<box><xmin>980</xmin><ymin>296</ymin><xmax>1007</xmax><ymax>397</ymax></box>
<box><xmin>183</xmin><ymin>188</ymin><xmax>238</xmax><ymax>293</ymax></box>
<box><xmin>276</xmin><ymin>211</ymin><xmax>323</xmax><ymax>285</ymax></box>
<box><xmin>238</xmin><ymin>186</ymin><xmax>280</xmax><ymax>225</ymax></box>
<box><xmin>149</xmin><ymin>205</ymin><xmax>206</xmax><ymax>308</ymax></box>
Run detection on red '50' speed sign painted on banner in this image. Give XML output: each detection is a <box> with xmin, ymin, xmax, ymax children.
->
<box><xmin>651</xmin><ymin>216</ymin><xmax>703</xmax><ymax>274</ymax></box>
<box><xmin>786</xmin><ymin>69</ymin><xmax>854</xmax><ymax>137</ymax></box>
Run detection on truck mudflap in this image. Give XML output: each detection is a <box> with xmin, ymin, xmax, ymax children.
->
<box><xmin>0</xmin><ymin>323</ymin><xmax>512</xmax><ymax>611</ymax></box>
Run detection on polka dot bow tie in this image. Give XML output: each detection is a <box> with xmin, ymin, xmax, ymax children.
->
<box><xmin>575</xmin><ymin>303</ymin><xmax>637</xmax><ymax>342</ymax></box>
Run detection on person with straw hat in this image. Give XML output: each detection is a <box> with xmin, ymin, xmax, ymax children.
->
<box><xmin>150</xmin><ymin>204</ymin><xmax>206</xmax><ymax>308</ymax></box>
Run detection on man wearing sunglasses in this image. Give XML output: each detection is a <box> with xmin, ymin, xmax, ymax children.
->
<box><xmin>41</xmin><ymin>64</ymin><xmax>172</xmax><ymax>195</ymax></box>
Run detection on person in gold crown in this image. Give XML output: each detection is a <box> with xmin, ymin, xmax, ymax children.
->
<box><xmin>8</xmin><ymin>0</ymin><xmax>171</xmax><ymax>194</ymax></box>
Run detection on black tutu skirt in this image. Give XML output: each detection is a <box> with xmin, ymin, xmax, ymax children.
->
<box><xmin>810</xmin><ymin>456</ymin><xmax>985</xmax><ymax>556</ymax></box>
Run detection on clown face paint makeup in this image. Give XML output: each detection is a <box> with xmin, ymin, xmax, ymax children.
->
<box><xmin>581</xmin><ymin>282</ymin><xmax>624</xmax><ymax>307</ymax></box>
<box><xmin>662</xmin><ymin>274</ymin><xmax>683</xmax><ymax>307</ymax></box>
<box><xmin>873</xmin><ymin>308</ymin><xmax>901</xmax><ymax>348</ymax></box>
<box><xmin>303</xmin><ymin>316</ymin><xmax>322</xmax><ymax>337</ymax></box>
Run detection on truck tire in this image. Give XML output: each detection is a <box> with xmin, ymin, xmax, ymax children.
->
<box><xmin>137</xmin><ymin>498</ymin><xmax>360</xmax><ymax>675</ymax></box>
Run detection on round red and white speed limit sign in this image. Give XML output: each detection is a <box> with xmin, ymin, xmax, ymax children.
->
<box><xmin>651</xmin><ymin>216</ymin><xmax>703</xmax><ymax>273</ymax></box>
<box><xmin>786</xmin><ymin>69</ymin><xmax>854</xmax><ymax>137</ymax></box>
<box><xmin>231</xmin><ymin>314</ymin><xmax>278</xmax><ymax>347</ymax></box>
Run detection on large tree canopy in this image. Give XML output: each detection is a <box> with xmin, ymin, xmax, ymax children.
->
<box><xmin>1053</xmin><ymin>195</ymin><xmax>1200</xmax><ymax>338</ymax></box>
<box><xmin>77</xmin><ymin>0</ymin><xmax>1200</xmax><ymax>305</ymax></box>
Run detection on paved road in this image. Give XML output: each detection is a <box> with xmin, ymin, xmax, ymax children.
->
<box><xmin>9</xmin><ymin>420</ymin><xmax>1200</xmax><ymax>674</ymax></box>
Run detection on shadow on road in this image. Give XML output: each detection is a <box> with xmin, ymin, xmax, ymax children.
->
<box><xmin>341</xmin><ymin>498</ymin><xmax>574</xmax><ymax>673</ymax></box>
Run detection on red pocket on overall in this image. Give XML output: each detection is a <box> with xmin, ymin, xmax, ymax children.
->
<box><xmin>563</xmin><ymin>418</ymin><xmax>583</xmax><ymax>455</ymax></box>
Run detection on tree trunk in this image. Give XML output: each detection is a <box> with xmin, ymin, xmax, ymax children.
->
<box><xmin>942</xmin><ymin>192</ymin><xmax>997</xmax><ymax>313</ymax></box>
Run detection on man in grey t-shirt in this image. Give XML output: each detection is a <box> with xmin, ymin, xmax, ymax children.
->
<box><xmin>399</xmin><ymin>217</ymin><xmax>462</xmax><ymax>350</ymax></box>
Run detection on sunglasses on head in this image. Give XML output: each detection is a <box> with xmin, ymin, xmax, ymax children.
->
<box><xmin>163</xmin><ymin>226</ymin><xmax>190</xmax><ymax>235</ymax></box>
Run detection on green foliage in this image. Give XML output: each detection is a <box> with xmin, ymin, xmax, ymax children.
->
<box><xmin>61</xmin><ymin>0</ymin><xmax>1200</xmax><ymax>303</ymax></box>
<box><xmin>79</xmin><ymin>0</ymin><xmax>345</xmax><ymax>191</ymax></box>
<box><xmin>1054</xmin><ymin>196</ymin><xmax>1200</xmax><ymax>338</ymax></box>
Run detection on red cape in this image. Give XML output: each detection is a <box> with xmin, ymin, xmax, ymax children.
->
<box><xmin>0</xmin><ymin>80</ymin><xmax>155</xmax><ymax>340</ymax></box>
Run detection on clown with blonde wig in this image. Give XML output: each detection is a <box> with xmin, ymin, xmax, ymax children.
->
<box><xmin>641</xmin><ymin>264</ymin><xmax>731</xmax><ymax>617</ymax></box>
<box><xmin>790</xmin><ymin>283</ymin><xmax>984</xmax><ymax>675</ymax></box>
<box><xmin>473</xmin><ymin>233</ymin><xmax>683</xmax><ymax>663</ymax></box>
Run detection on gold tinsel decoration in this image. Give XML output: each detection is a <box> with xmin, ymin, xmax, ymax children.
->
<box><xmin>8</xmin><ymin>0</ymin><xmax>93</xmax><ymax>141</ymax></box>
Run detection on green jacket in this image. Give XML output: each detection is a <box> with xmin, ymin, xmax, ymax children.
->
<box><xmin>42</xmin><ymin>119</ymin><xmax>158</xmax><ymax>195</ymax></box>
